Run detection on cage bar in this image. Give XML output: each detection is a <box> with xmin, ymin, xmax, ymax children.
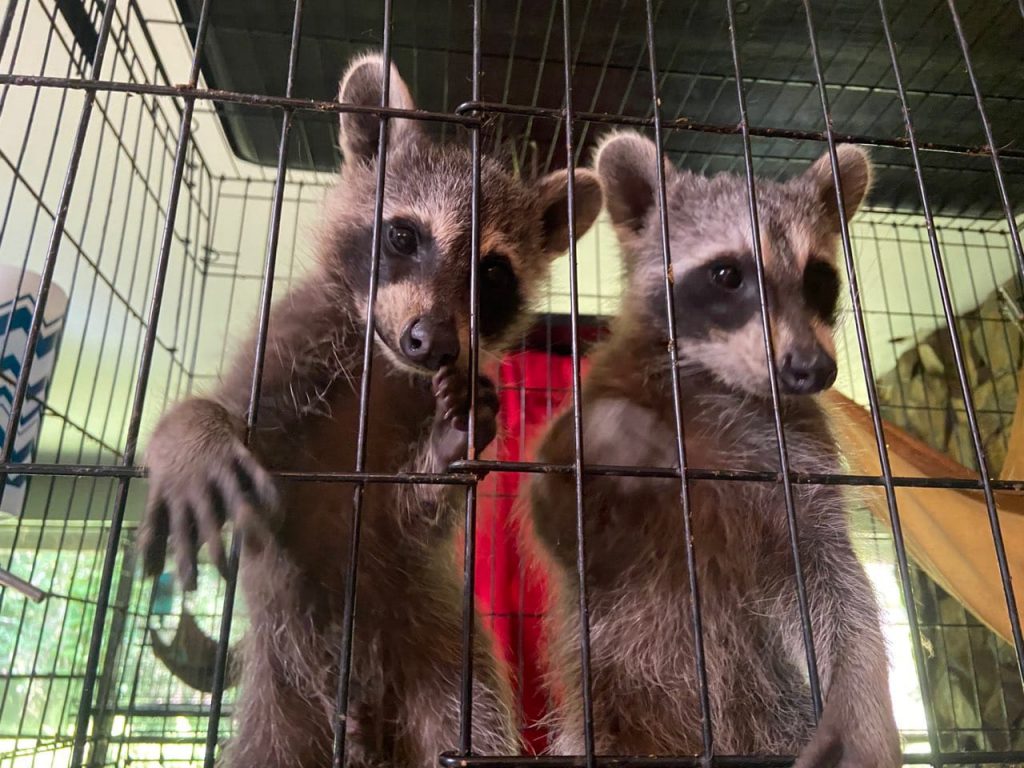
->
<box><xmin>0</xmin><ymin>1</ymin><xmax>1021</xmax><ymax>766</ymax></box>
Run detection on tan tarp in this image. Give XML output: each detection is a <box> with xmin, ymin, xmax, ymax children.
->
<box><xmin>823</xmin><ymin>388</ymin><xmax>1024</xmax><ymax>644</ymax></box>
<box><xmin>1001</xmin><ymin>369</ymin><xmax>1024</xmax><ymax>482</ymax></box>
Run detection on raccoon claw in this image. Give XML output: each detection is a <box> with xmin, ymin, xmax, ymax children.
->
<box><xmin>430</xmin><ymin>366</ymin><xmax>500</xmax><ymax>467</ymax></box>
<box><xmin>138</xmin><ymin>400</ymin><xmax>281</xmax><ymax>590</ymax></box>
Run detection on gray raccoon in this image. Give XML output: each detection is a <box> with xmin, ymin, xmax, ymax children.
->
<box><xmin>528</xmin><ymin>132</ymin><xmax>900</xmax><ymax>767</ymax></box>
<box><xmin>137</xmin><ymin>54</ymin><xmax>602</xmax><ymax>768</ymax></box>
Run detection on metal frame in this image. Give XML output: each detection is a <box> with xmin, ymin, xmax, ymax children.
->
<box><xmin>0</xmin><ymin>0</ymin><xmax>1021</xmax><ymax>766</ymax></box>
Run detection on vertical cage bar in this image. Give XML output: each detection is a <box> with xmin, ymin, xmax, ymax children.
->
<box><xmin>0</xmin><ymin>0</ymin><xmax>117</xmax><ymax>504</ymax></box>
<box><xmin>723</xmin><ymin>0</ymin><xmax>824</xmax><ymax>718</ymax></box>
<box><xmin>86</xmin><ymin>542</ymin><xmax>136</xmax><ymax>768</ymax></box>
<box><xmin>641</xmin><ymin>0</ymin><xmax>714</xmax><ymax>761</ymax></box>
<box><xmin>0</xmin><ymin>0</ymin><xmax>18</xmax><ymax>64</ymax></box>
<box><xmin>68</xmin><ymin>0</ymin><xmax>217</xmax><ymax>763</ymax></box>
<box><xmin>459</xmin><ymin>0</ymin><xmax>484</xmax><ymax>753</ymax></box>
<box><xmin>802</xmin><ymin>1</ymin><xmax>939</xmax><ymax>761</ymax></box>
<box><xmin>201</xmin><ymin>1</ymin><xmax>306</xmax><ymax>763</ymax></box>
<box><xmin>885</xmin><ymin>0</ymin><xmax>1024</xmax><ymax>688</ymax></box>
<box><xmin>945</xmin><ymin>0</ymin><xmax>1023</xmax><ymax>275</ymax></box>
<box><xmin>332</xmin><ymin>2</ymin><xmax>395</xmax><ymax>764</ymax></box>
<box><xmin>558</xmin><ymin>1</ymin><xmax>596</xmax><ymax>765</ymax></box>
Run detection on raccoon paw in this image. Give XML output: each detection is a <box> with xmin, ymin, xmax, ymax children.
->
<box><xmin>430</xmin><ymin>366</ymin><xmax>500</xmax><ymax>468</ymax></box>
<box><xmin>137</xmin><ymin>398</ymin><xmax>281</xmax><ymax>590</ymax></box>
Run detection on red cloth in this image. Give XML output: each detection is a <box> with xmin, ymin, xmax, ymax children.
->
<box><xmin>475</xmin><ymin>350</ymin><xmax>589</xmax><ymax>753</ymax></box>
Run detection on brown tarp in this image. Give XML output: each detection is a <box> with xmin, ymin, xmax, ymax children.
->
<box><xmin>824</xmin><ymin>389</ymin><xmax>1024</xmax><ymax>644</ymax></box>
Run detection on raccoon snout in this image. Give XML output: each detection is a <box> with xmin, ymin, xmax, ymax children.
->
<box><xmin>400</xmin><ymin>317</ymin><xmax>460</xmax><ymax>371</ymax></box>
<box><xmin>778</xmin><ymin>344</ymin><xmax>837</xmax><ymax>395</ymax></box>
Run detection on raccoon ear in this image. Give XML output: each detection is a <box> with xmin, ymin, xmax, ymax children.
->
<box><xmin>593</xmin><ymin>131</ymin><xmax>671</xmax><ymax>237</ymax></box>
<box><xmin>337</xmin><ymin>53</ymin><xmax>424</xmax><ymax>164</ymax></box>
<box><xmin>801</xmin><ymin>145</ymin><xmax>872</xmax><ymax>231</ymax></box>
<box><xmin>535</xmin><ymin>168</ymin><xmax>604</xmax><ymax>257</ymax></box>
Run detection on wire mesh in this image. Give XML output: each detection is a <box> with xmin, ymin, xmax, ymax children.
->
<box><xmin>0</xmin><ymin>0</ymin><xmax>1021</xmax><ymax>767</ymax></box>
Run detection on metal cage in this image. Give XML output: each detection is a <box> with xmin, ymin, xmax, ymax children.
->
<box><xmin>0</xmin><ymin>0</ymin><xmax>1022</xmax><ymax>766</ymax></box>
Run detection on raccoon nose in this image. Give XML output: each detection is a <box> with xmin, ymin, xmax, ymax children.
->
<box><xmin>779</xmin><ymin>345</ymin><xmax>837</xmax><ymax>395</ymax></box>
<box><xmin>400</xmin><ymin>317</ymin><xmax>460</xmax><ymax>371</ymax></box>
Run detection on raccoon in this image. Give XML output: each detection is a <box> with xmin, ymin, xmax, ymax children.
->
<box><xmin>137</xmin><ymin>54</ymin><xmax>602</xmax><ymax>768</ymax></box>
<box><xmin>528</xmin><ymin>132</ymin><xmax>900</xmax><ymax>767</ymax></box>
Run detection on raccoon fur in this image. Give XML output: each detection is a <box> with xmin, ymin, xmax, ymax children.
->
<box><xmin>137</xmin><ymin>53</ymin><xmax>602</xmax><ymax>768</ymax></box>
<box><xmin>528</xmin><ymin>131</ymin><xmax>900</xmax><ymax>768</ymax></box>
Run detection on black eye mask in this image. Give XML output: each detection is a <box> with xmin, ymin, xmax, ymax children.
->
<box><xmin>478</xmin><ymin>253</ymin><xmax>522</xmax><ymax>339</ymax></box>
<box><xmin>339</xmin><ymin>221</ymin><xmax>523</xmax><ymax>341</ymax></box>
<box><xmin>803</xmin><ymin>260</ymin><xmax>841</xmax><ymax>325</ymax></box>
<box><xmin>673</xmin><ymin>251</ymin><xmax>761</xmax><ymax>338</ymax></box>
<box><xmin>337</xmin><ymin>219</ymin><xmax>435</xmax><ymax>290</ymax></box>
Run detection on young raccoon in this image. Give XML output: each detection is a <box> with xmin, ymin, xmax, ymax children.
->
<box><xmin>137</xmin><ymin>54</ymin><xmax>602</xmax><ymax>768</ymax></box>
<box><xmin>528</xmin><ymin>132</ymin><xmax>900</xmax><ymax>767</ymax></box>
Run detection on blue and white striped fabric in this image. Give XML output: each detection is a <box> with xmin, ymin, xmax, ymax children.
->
<box><xmin>0</xmin><ymin>269</ymin><xmax>66</xmax><ymax>517</ymax></box>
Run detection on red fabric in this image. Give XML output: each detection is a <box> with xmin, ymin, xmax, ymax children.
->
<box><xmin>474</xmin><ymin>350</ymin><xmax>588</xmax><ymax>753</ymax></box>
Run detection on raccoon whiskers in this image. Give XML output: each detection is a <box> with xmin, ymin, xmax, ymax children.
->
<box><xmin>670</xmin><ymin>356</ymin><xmax>706</xmax><ymax>377</ymax></box>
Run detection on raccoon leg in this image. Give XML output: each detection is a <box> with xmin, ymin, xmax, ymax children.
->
<box><xmin>541</xmin><ymin>609</ymin><xmax>699</xmax><ymax>757</ymax></box>
<box><xmin>220</xmin><ymin>669</ymin><xmax>334</xmax><ymax>768</ymax></box>
<box><xmin>407</xmin><ymin>667</ymin><xmax>519</xmax><ymax>763</ymax></box>
<box><xmin>787</xmin><ymin>526</ymin><xmax>901</xmax><ymax>768</ymax></box>
<box><xmin>217</xmin><ymin>549</ymin><xmax>342</xmax><ymax>768</ymax></box>
<box><xmin>382</xmin><ymin>369</ymin><xmax>517</xmax><ymax>765</ymax></box>
<box><xmin>390</xmin><ymin>606</ymin><xmax>519</xmax><ymax>767</ymax></box>
<box><xmin>531</xmin><ymin>399</ymin><xmax>694</xmax><ymax>756</ymax></box>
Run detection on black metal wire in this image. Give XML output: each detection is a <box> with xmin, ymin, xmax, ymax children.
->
<box><xmin>6</xmin><ymin>457</ymin><xmax>1024</xmax><ymax>494</ymax></box>
<box><xmin>944</xmin><ymin>0</ymin><xmax>1024</xmax><ymax>297</ymax></box>
<box><xmin>878</xmin><ymin>0</ymin><xmax>1024</xmax><ymax>687</ymax></box>
<box><xmin>200</xmin><ymin>1</ymin><xmax>306</xmax><ymax>762</ymax></box>
<box><xmin>0</xmin><ymin>0</ymin><xmax>133</xmax><ymax>746</ymax></box>
<box><xmin>0</xmin><ymin>0</ymin><xmax>116</xmax><ymax>505</ymax></box>
<box><xmin>803</xmin><ymin>0</ymin><xmax>941</xmax><ymax>759</ymax></box>
<box><xmin>538</xmin><ymin>0</ymin><xmax>596</xmax><ymax>176</ymax></box>
<box><xmin>438</xmin><ymin>750</ymin><xmax>1024</xmax><ymax>768</ymax></box>
<box><xmin>0</xmin><ymin>72</ymin><xmax>478</xmax><ymax>125</ymax></box>
<box><xmin>641</xmin><ymin>0</ymin><xmax>714</xmax><ymax>761</ymax></box>
<box><xmin>557</xmin><ymin>2</ymin><xmax>597</xmax><ymax>764</ymax></box>
<box><xmin>0</xmin><ymin>0</ymin><xmax>223</xmax><ymax>740</ymax></box>
<box><xmin>67</xmin><ymin>0</ymin><xmax>216</xmax><ymax>762</ymax></box>
<box><xmin>515</xmin><ymin>1</ymin><xmax>558</xmax><ymax>172</ymax></box>
<box><xmin>2</xmin><ymin>2</ymin><xmax>1024</xmax><ymax>764</ymax></box>
<box><xmin>2</xmin><ymin>11</ymin><xmax>214</xmax><ymax>745</ymax></box>
<box><xmin>5</xmin><ymin>69</ymin><xmax>1024</xmax><ymax>166</ymax></box>
<box><xmin>0</xmin><ymin>153</ymin><xmax>192</xmax><ymax>368</ymax></box>
<box><xmin>570</xmin><ymin>0</ymin><xmax>633</xmax><ymax>169</ymax></box>
<box><xmin>0</xmin><ymin>7</ymin><xmax>141</xmax><ymax>679</ymax></box>
<box><xmin>331</xmin><ymin>2</ymin><xmax>395</xmax><ymax>764</ymax></box>
<box><xmin>0</xmin><ymin>0</ymin><xmax>18</xmax><ymax>61</ymax></box>
<box><xmin>458</xmin><ymin>0</ymin><xmax>484</xmax><ymax>752</ymax></box>
<box><xmin>452</xmin><ymin>99</ymin><xmax>1024</xmax><ymax>161</ymax></box>
<box><xmin>724</xmin><ymin>0</ymin><xmax>823</xmax><ymax>719</ymax></box>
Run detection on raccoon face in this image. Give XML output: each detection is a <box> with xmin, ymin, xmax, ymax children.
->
<box><xmin>323</xmin><ymin>54</ymin><xmax>603</xmax><ymax>376</ymax></box>
<box><xmin>595</xmin><ymin>131</ymin><xmax>872</xmax><ymax>397</ymax></box>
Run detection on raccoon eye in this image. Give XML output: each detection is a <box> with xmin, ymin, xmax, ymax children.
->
<box><xmin>481</xmin><ymin>254</ymin><xmax>515</xmax><ymax>293</ymax></box>
<box><xmin>709</xmin><ymin>262</ymin><xmax>743</xmax><ymax>291</ymax></box>
<box><xmin>386</xmin><ymin>222</ymin><xmax>418</xmax><ymax>257</ymax></box>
